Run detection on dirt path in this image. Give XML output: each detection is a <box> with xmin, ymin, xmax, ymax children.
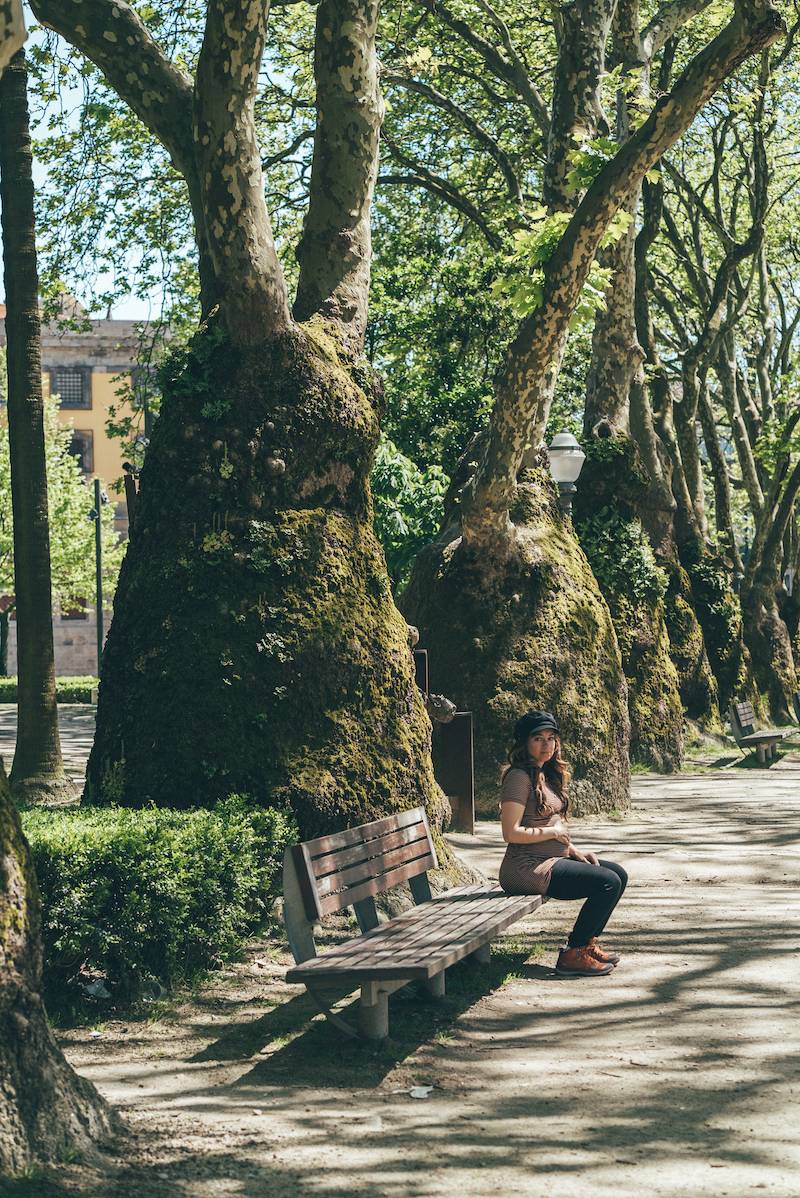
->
<box><xmin>9</xmin><ymin>757</ymin><xmax>800</xmax><ymax>1198</ymax></box>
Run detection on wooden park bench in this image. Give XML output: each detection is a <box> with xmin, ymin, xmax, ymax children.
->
<box><xmin>283</xmin><ymin>806</ymin><xmax>542</xmax><ymax>1040</ymax></box>
<box><xmin>729</xmin><ymin>700</ymin><xmax>789</xmax><ymax>764</ymax></box>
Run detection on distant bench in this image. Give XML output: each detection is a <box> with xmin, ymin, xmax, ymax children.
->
<box><xmin>283</xmin><ymin>807</ymin><xmax>542</xmax><ymax>1040</ymax></box>
<box><xmin>729</xmin><ymin>701</ymin><xmax>789</xmax><ymax>764</ymax></box>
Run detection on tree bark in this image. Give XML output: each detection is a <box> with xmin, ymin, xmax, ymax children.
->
<box><xmin>0</xmin><ymin>760</ymin><xmax>113</xmax><ymax>1174</ymax></box>
<box><xmin>294</xmin><ymin>0</ymin><xmax>383</xmax><ymax>350</ymax></box>
<box><xmin>0</xmin><ymin>51</ymin><xmax>76</xmax><ymax>804</ymax></box>
<box><xmin>0</xmin><ymin>609</ymin><xmax>9</xmax><ymax>676</ymax></box>
<box><xmin>194</xmin><ymin>0</ymin><xmax>292</xmax><ymax>343</ymax></box>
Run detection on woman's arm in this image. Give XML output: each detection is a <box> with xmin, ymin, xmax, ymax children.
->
<box><xmin>501</xmin><ymin>800</ymin><xmax>571</xmax><ymax>846</ymax></box>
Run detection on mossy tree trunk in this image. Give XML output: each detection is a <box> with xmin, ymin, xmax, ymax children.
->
<box><xmin>404</xmin><ymin>459</ymin><xmax>630</xmax><ymax>814</ymax></box>
<box><xmin>0</xmin><ymin>50</ymin><xmax>75</xmax><ymax>805</ymax></box>
<box><xmin>740</xmin><ymin>450</ymin><xmax>800</xmax><ymax>718</ymax></box>
<box><xmin>0</xmin><ymin>760</ymin><xmax>113</xmax><ymax>1174</ymax></box>
<box><xmin>30</xmin><ymin>0</ymin><xmax>448</xmax><ymax>839</ymax></box>
<box><xmin>573</xmin><ymin>439</ymin><xmax>683</xmax><ymax>772</ymax></box>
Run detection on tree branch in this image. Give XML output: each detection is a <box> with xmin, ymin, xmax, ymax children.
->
<box><xmin>378</xmin><ymin>172</ymin><xmax>503</xmax><ymax>250</ymax></box>
<box><xmin>293</xmin><ymin>0</ymin><xmax>382</xmax><ymax>349</ymax></box>
<box><xmin>381</xmin><ymin>69</ymin><xmax>522</xmax><ymax>200</ymax></box>
<box><xmin>641</xmin><ymin>0</ymin><xmax>712</xmax><ymax>58</ymax></box>
<box><xmin>29</xmin><ymin>0</ymin><xmax>193</xmax><ymax>171</ymax></box>
<box><xmin>380</xmin><ymin>134</ymin><xmax>504</xmax><ymax>248</ymax></box>
<box><xmin>465</xmin><ymin>0</ymin><xmax>785</xmax><ymax>539</ymax></box>
<box><xmin>194</xmin><ymin>0</ymin><xmax>291</xmax><ymax>343</ymax></box>
<box><xmin>417</xmin><ymin>0</ymin><xmax>550</xmax><ymax>135</ymax></box>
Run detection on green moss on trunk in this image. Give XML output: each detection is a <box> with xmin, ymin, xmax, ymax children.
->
<box><xmin>574</xmin><ymin>437</ymin><xmax>684</xmax><ymax>770</ymax></box>
<box><xmin>85</xmin><ymin>321</ymin><xmax>447</xmax><ymax>842</ymax></box>
<box><xmin>0</xmin><ymin>763</ymin><xmax>113</xmax><ymax>1172</ymax></box>
<box><xmin>685</xmin><ymin>553</ymin><xmax>754</xmax><ymax>713</ymax></box>
<box><xmin>402</xmin><ymin>461</ymin><xmax>630</xmax><ymax>817</ymax></box>
<box><xmin>662</xmin><ymin>558</ymin><xmax>720</xmax><ymax>724</ymax></box>
<box><xmin>741</xmin><ymin>582</ymin><xmax>796</xmax><ymax>720</ymax></box>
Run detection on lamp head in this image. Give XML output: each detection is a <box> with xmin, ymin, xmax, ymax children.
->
<box><xmin>546</xmin><ymin>431</ymin><xmax>586</xmax><ymax>485</ymax></box>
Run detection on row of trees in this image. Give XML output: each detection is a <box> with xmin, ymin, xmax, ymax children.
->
<box><xmin>1</xmin><ymin>0</ymin><xmax>796</xmax><ymax>1172</ymax></box>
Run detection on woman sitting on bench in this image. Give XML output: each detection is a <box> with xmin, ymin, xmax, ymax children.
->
<box><xmin>499</xmin><ymin>710</ymin><xmax>627</xmax><ymax>978</ymax></box>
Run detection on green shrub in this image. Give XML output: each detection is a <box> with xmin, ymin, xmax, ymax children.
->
<box><xmin>0</xmin><ymin>675</ymin><xmax>99</xmax><ymax>703</ymax></box>
<box><xmin>22</xmin><ymin>798</ymin><xmax>296</xmax><ymax>1011</ymax></box>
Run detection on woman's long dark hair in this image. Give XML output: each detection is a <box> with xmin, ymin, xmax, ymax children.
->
<box><xmin>503</xmin><ymin>734</ymin><xmax>571</xmax><ymax>818</ymax></box>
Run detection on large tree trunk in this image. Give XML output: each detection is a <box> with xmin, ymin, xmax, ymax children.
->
<box><xmin>0</xmin><ymin>758</ymin><xmax>113</xmax><ymax>1173</ymax></box>
<box><xmin>581</xmin><ymin>170</ymin><xmax>684</xmax><ymax>768</ymax></box>
<box><xmin>0</xmin><ymin>50</ymin><xmax>75</xmax><ymax>804</ymax></box>
<box><xmin>403</xmin><ymin>458</ymin><xmax>630</xmax><ymax>815</ymax></box>
<box><xmin>85</xmin><ymin>321</ymin><xmax>447</xmax><ymax>838</ymax></box>
<box><xmin>573</xmin><ymin>438</ymin><xmax>684</xmax><ymax>771</ymax></box>
<box><xmin>82</xmin><ymin>1</ymin><xmax>452</xmax><ymax>847</ymax></box>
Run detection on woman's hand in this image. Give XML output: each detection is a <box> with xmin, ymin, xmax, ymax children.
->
<box><xmin>549</xmin><ymin>817</ymin><xmax>571</xmax><ymax>845</ymax></box>
<box><xmin>569</xmin><ymin>847</ymin><xmax>599</xmax><ymax>865</ymax></box>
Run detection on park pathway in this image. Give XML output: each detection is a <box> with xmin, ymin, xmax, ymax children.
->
<box><xmin>42</xmin><ymin>750</ymin><xmax>798</xmax><ymax>1198</ymax></box>
<box><xmin>6</xmin><ymin>703</ymin><xmax>797</xmax><ymax>1197</ymax></box>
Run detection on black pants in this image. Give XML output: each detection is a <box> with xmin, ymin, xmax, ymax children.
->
<box><xmin>546</xmin><ymin>858</ymin><xmax>628</xmax><ymax>948</ymax></box>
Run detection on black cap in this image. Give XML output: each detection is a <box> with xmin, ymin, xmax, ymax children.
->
<box><xmin>513</xmin><ymin>709</ymin><xmax>559</xmax><ymax>741</ymax></box>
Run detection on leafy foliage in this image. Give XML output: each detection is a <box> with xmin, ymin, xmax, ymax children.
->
<box><xmin>489</xmin><ymin>208</ymin><xmax>632</xmax><ymax>325</ymax></box>
<box><xmin>23</xmin><ymin>797</ymin><xmax>297</xmax><ymax>1011</ymax></box>
<box><xmin>371</xmin><ymin>437</ymin><xmax>448</xmax><ymax>589</ymax></box>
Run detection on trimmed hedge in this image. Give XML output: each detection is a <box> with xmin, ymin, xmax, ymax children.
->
<box><xmin>22</xmin><ymin>798</ymin><xmax>296</xmax><ymax>1010</ymax></box>
<box><xmin>0</xmin><ymin>675</ymin><xmax>99</xmax><ymax>703</ymax></box>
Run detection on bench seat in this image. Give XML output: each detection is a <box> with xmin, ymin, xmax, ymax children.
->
<box><xmin>729</xmin><ymin>701</ymin><xmax>788</xmax><ymax>764</ymax></box>
<box><xmin>737</xmin><ymin>730</ymin><xmax>785</xmax><ymax>746</ymax></box>
<box><xmin>283</xmin><ymin>807</ymin><xmax>542</xmax><ymax>1040</ymax></box>
<box><xmin>286</xmin><ymin>884</ymin><xmax>542</xmax><ymax>985</ymax></box>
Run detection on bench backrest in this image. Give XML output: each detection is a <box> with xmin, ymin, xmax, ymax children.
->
<box><xmin>731</xmin><ymin>701</ymin><xmax>756</xmax><ymax>740</ymax></box>
<box><xmin>289</xmin><ymin>807</ymin><xmax>438</xmax><ymax>922</ymax></box>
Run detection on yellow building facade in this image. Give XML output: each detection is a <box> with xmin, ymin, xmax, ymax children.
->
<box><xmin>1</xmin><ymin>307</ymin><xmax>141</xmax><ymax>674</ymax></box>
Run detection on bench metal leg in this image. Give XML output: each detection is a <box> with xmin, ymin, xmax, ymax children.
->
<box><xmin>359</xmin><ymin>983</ymin><xmax>389</xmax><ymax>1040</ymax></box>
<box><xmin>425</xmin><ymin>971</ymin><xmax>446</xmax><ymax>999</ymax></box>
<box><xmin>771</xmin><ymin>742</ymin><xmax>779</xmax><ymax>761</ymax></box>
<box><xmin>473</xmin><ymin>943</ymin><xmax>491</xmax><ymax>964</ymax></box>
<box><xmin>757</xmin><ymin>745</ymin><xmax>767</xmax><ymax>765</ymax></box>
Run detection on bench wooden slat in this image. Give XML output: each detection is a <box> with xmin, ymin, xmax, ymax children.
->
<box><xmin>315</xmin><ymin>837</ymin><xmax>434</xmax><ymax>900</ymax></box>
<box><xmin>302</xmin><ymin>808</ymin><xmax>425</xmax><ymax>860</ymax></box>
<box><xmin>287</xmin><ymin>888</ymin><xmax>542</xmax><ymax>983</ymax></box>
<box><xmin>311</xmin><ymin>822</ymin><xmax>430</xmax><ymax>880</ymax></box>
<box><xmin>318</xmin><ymin>852</ymin><xmax>438</xmax><ymax>915</ymax></box>
<box><xmin>738</xmin><ymin>731</ymin><xmax>786</xmax><ymax>745</ymax></box>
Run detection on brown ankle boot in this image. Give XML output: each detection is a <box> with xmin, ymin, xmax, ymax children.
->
<box><xmin>587</xmin><ymin>937</ymin><xmax>620</xmax><ymax>966</ymax></box>
<box><xmin>555</xmin><ymin>945</ymin><xmax>614</xmax><ymax>977</ymax></box>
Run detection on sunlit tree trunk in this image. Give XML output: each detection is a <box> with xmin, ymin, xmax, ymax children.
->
<box><xmin>0</xmin><ymin>50</ymin><xmax>75</xmax><ymax>804</ymax></box>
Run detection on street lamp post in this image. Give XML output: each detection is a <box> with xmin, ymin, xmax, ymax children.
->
<box><xmin>88</xmin><ymin>478</ymin><xmax>109</xmax><ymax>676</ymax></box>
<box><xmin>546</xmin><ymin>431</ymin><xmax>586</xmax><ymax>515</ymax></box>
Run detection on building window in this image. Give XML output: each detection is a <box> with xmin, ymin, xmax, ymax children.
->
<box><xmin>68</xmin><ymin>429</ymin><xmax>94</xmax><ymax>474</ymax></box>
<box><xmin>61</xmin><ymin>599</ymin><xmax>88</xmax><ymax>621</ymax></box>
<box><xmin>50</xmin><ymin>366</ymin><xmax>91</xmax><ymax>409</ymax></box>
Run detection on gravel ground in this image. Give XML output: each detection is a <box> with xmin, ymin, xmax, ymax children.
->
<box><xmin>2</xmin><ymin>709</ymin><xmax>799</xmax><ymax>1198</ymax></box>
